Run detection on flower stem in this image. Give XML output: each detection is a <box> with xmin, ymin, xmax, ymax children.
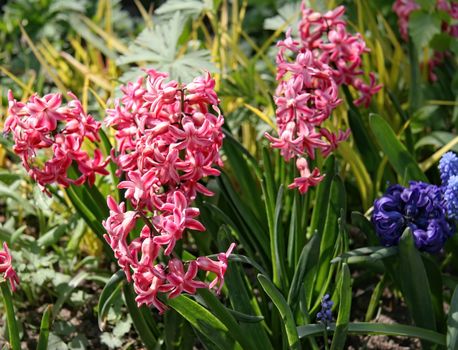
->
<box><xmin>0</xmin><ymin>282</ymin><xmax>21</xmax><ymax>350</ymax></box>
<box><xmin>137</xmin><ymin>209</ymin><xmax>159</xmax><ymax>235</ymax></box>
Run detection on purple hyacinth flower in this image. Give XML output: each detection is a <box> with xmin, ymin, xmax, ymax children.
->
<box><xmin>439</xmin><ymin>152</ymin><xmax>458</xmax><ymax>185</ymax></box>
<box><xmin>317</xmin><ymin>294</ymin><xmax>334</xmax><ymax>325</ymax></box>
<box><xmin>372</xmin><ymin>181</ymin><xmax>455</xmax><ymax>253</ymax></box>
<box><xmin>444</xmin><ymin>175</ymin><xmax>458</xmax><ymax>219</ymax></box>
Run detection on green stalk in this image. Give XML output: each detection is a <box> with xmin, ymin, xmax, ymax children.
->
<box><xmin>1</xmin><ymin>282</ymin><xmax>21</xmax><ymax>350</ymax></box>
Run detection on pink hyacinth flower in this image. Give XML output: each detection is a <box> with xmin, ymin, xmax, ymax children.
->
<box><xmin>288</xmin><ymin>157</ymin><xmax>325</xmax><ymax>194</ymax></box>
<box><xmin>162</xmin><ymin>259</ymin><xmax>207</xmax><ymax>299</ymax></box>
<box><xmin>196</xmin><ymin>243</ymin><xmax>236</xmax><ymax>294</ymax></box>
<box><xmin>0</xmin><ymin>243</ymin><xmax>19</xmax><ymax>292</ymax></box>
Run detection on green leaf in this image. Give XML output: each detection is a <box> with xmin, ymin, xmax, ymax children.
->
<box><xmin>98</xmin><ymin>270</ymin><xmax>125</xmax><ymax>330</ymax></box>
<box><xmin>112</xmin><ymin>317</ymin><xmax>132</xmax><ymax>337</ymax></box>
<box><xmin>198</xmin><ymin>289</ymin><xmax>256</xmax><ymax>350</ymax></box>
<box><xmin>100</xmin><ymin>333</ymin><xmax>122</xmax><ymax>349</ymax></box>
<box><xmin>0</xmin><ymin>282</ymin><xmax>21</xmax><ymax>350</ymax></box>
<box><xmin>365</xmin><ymin>277</ymin><xmax>385</xmax><ymax>322</ymax></box>
<box><xmin>331</xmin><ymin>246</ymin><xmax>398</xmax><ymax>264</ymax></box>
<box><xmin>48</xmin><ymin>333</ymin><xmax>68</xmax><ymax>350</ymax></box>
<box><xmin>447</xmin><ymin>286</ymin><xmax>458</xmax><ymax>349</ymax></box>
<box><xmin>422</xmin><ymin>254</ymin><xmax>445</xmax><ymax>332</ymax></box>
<box><xmin>297</xmin><ymin>322</ymin><xmax>445</xmax><ymax>345</ymax></box>
<box><xmin>224</xmin><ymin>257</ymin><xmax>272</xmax><ymax>349</ymax></box>
<box><xmin>330</xmin><ymin>264</ymin><xmax>352</xmax><ymax>350</ymax></box>
<box><xmin>0</xmin><ymin>182</ymin><xmax>35</xmax><ymax>214</ymax></box>
<box><xmin>52</xmin><ymin>272</ymin><xmax>90</xmax><ymax>319</ymax></box>
<box><xmin>350</xmin><ymin>212</ymin><xmax>379</xmax><ymax>246</ymax></box>
<box><xmin>65</xmin><ymin>186</ymin><xmax>113</xmax><ymax>259</ymax></box>
<box><xmin>226</xmin><ymin>308</ymin><xmax>264</xmax><ymax>323</ymax></box>
<box><xmin>155</xmin><ymin>0</ymin><xmax>212</xmax><ymax>21</ymax></box>
<box><xmin>407</xmin><ymin>40</ymin><xmax>422</xmax><ymax>113</ymax></box>
<box><xmin>257</xmin><ymin>274</ymin><xmax>301</xmax><ymax>350</ymax></box>
<box><xmin>270</xmin><ymin>185</ymin><xmax>287</xmax><ymax>288</ymax></box>
<box><xmin>68</xmin><ymin>334</ymin><xmax>89</xmax><ymax>350</ymax></box>
<box><xmin>219</xmin><ymin>173</ymin><xmax>269</xmax><ymax>258</ymax></box>
<box><xmin>409</xmin><ymin>11</ymin><xmax>441</xmax><ymax>53</ymax></box>
<box><xmin>309</xmin><ymin>156</ymin><xmax>336</xmax><ymax>235</ymax></box>
<box><xmin>398</xmin><ymin>229</ymin><xmax>436</xmax><ymax>331</ymax></box>
<box><xmin>343</xmin><ymin>86</ymin><xmax>380</xmax><ymax>172</ymax></box>
<box><xmin>227</xmin><ymin>254</ymin><xmax>268</xmax><ymax>276</ymax></box>
<box><xmin>166</xmin><ymin>295</ymin><xmax>242</xmax><ymax>350</ymax></box>
<box><xmin>37</xmin><ymin>221</ymin><xmax>74</xmax><ymax>248</ymax></box>
<box><xmin>68</xmin><ymin>17</ymin><xmax>117</xmax><ymax>59</ymax></box>
<box><xmin>313</xmin><ymin>176</ymin><xmax>346</xmax><ymax>296</ymax></box>
<box><xmin>222</xmin><ymin>128</ymin><xmax>264</xmax><ymax>224</ymax></box>
<box><xmin>415</xmin><ymin>131</ymin><xmax>458</xmax><ymax>152</ymax></box>
<box><xmin>416</xmin><ymin>0</ymin><xmax>435</xmax><ymax>9</ymax></box>
<box><xmin>37</xmin><ymin>305</ymin><xmax>53</xmax><ymax>350</ymax></box>
<box><xmin>287</xmin><ymin>233</ymin><xmax>320</xmax><ymax>306</ymax></box>
<box><xmin>164</xmin><ymin>309</ymin><xmax>185</xmax><ymax>350</ymax></box>
<box><xmin>263</xmin><ymin>2</ymin><xmax>301</xmax><ymax>31</ymax></box>
<box><xmin>117</xmin><ymin>12</ymin><xmax>215</xmax><ymax>82</ymax></box>
<box><xmin>123</xmin><ymin>283</ymin><xmax>158</xmax><ymax>350</ymax></box>
<box><xmin>430</xmin><ymin>33</ymin><xmax>452</xmax><ymax>52</ymax></box>
<box><xmin>369</xmin><ymin>114</ymin><xmax>427</xmax><ymax>182</ymax></box>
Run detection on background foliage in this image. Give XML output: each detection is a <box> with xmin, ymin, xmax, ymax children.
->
<box><xmin>0</xmin><ymin>0</ymin><xmax>457</xmax><ymax>349</ymax></box>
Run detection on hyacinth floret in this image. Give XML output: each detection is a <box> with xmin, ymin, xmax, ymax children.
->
<box><xmin>317</xmin><ymin>294</ymin><xmax>334</xmax><ymax>325</ymax></box>
<box><xmin>103</xmin><ymin>69</ymin><xmax>234</xmax><ymax>312</ymax></box>
<box><xmin>3</xmin><ymin>91</ymin><xmax>109</xmax><ymax>193</ymax></box>
<box><xmin>372</xmin><ymin>181</ymin><xmax>455</xmax><ymax>253</ymax></box>
<box><xmin>266</xmin><ymin>2</ymin><xmax>381</xmax><ymax>194</ymax></box>
<box><xmin>0</xmin><ymin>242</ymin><xmax>19</xmax><ymax>292</ymax></box>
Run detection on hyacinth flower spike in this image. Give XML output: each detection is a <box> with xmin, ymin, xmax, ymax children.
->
<box><xmin>266</xmin><ymin>3</ymin><xmax>380</xmax><ymax>194</ymax></box>
<box><xmin>439</xmin><ymin>152</ymin><xmax>458</xmax><ymax>219</ymax></box>
<box><xmin>103</xmin><ymin>69</ymin><xmax>234</xmax><ymax>311</ymax></box>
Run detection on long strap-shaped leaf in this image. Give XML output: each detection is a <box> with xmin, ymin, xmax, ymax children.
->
<box><xmin>65</xmin><ymin>186</ymin><xmax>114</xmax><ymax>259</ymax></box>
<box><xmin>0</xmin><ymin>282</ymin><xmax>21</xmax><ymax>350</ymax></box>
<box><xmin>257</xmin><ymin>274</ymin><xmax>301</xmax><ymax>350</ymax></box>
<box><xmin>313</xmin><ymin>176</ymin><xmax>346</xmax><ymax>297</ymax></box>
<box><xmin>398</xmin><ymin>229</ymin><xmax>436</xmax><ymax>331</ymax></box>
<box><xmin>36</xmin><ymin>305</ymin><xmax>52</xmax><ymax>350</ymax></box>
<box><xmin>198</xmin><ymin>289</ymin><xmax>257</xmax><ymax>350</ymax></box>
<box><xmin>123</xmin><ymin>284</ymin><xmax>158</xmax><ymax>350</ymax></box>
<box><xmin>98</xmin><ymin>270</ymin><xmax>125</xmax><ymax>330</ymax></box>
<box><xmin>297</xmin><ymin>322</ymin><xmax>445</xmax><ymax>345</ymax></box>
<box><xmin>369</xmin><ymin>114</ymin><xmax>427</xmax><ymax>182</ymax></box>
<box><xmin>447</xmin><ymin>286</ymin><xmax>458</xmax><ymax>349</ymax></box>
<box><xmin>166</xmin><ymin>295</ymin><xmax>242</xmax><ymax>350</ymax></box>
<box><xmin>330</xmin><ymin>264</ymin><xmax>351</xmax><ymax>350</ymax></box>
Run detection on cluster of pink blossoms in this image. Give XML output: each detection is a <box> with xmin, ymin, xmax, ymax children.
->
<box><xmin>266</xmin><ymin>4</ymin><xmax>381</xmax><ymax>194</ymax></box>
<box><xmin>394</xmin><ymin>0</ymin><xmax>457</xmax><ymax>41</ymax></box>
<box><xmin>4</xmin><ymin>91</ymin><xmax>109</xmax><ymax>193</ymax></box>
<box><xmin>104</xmin><ymin>69</ymin><xmax>234</xmax><ymax>312</ymax></box>
<box><xmin>0</xmin><ymin>242</ymin><xmax>19</xmax><ymax>292</ymax></box>
<box><xmin>393</xmin><ymin>0</ymin><xmax>458</xmax><ymax>80</ymax></box>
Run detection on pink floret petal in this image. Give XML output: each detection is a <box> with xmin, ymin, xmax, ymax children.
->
<box><xmin>3</xmin><ymin>91</ymin><xmax>109</xmax><ymax>191</ymax></box>
<box><xmin>0</xmin><ymin>242</ymin><xmax>19</xmax><ymax>292</ymax></box>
